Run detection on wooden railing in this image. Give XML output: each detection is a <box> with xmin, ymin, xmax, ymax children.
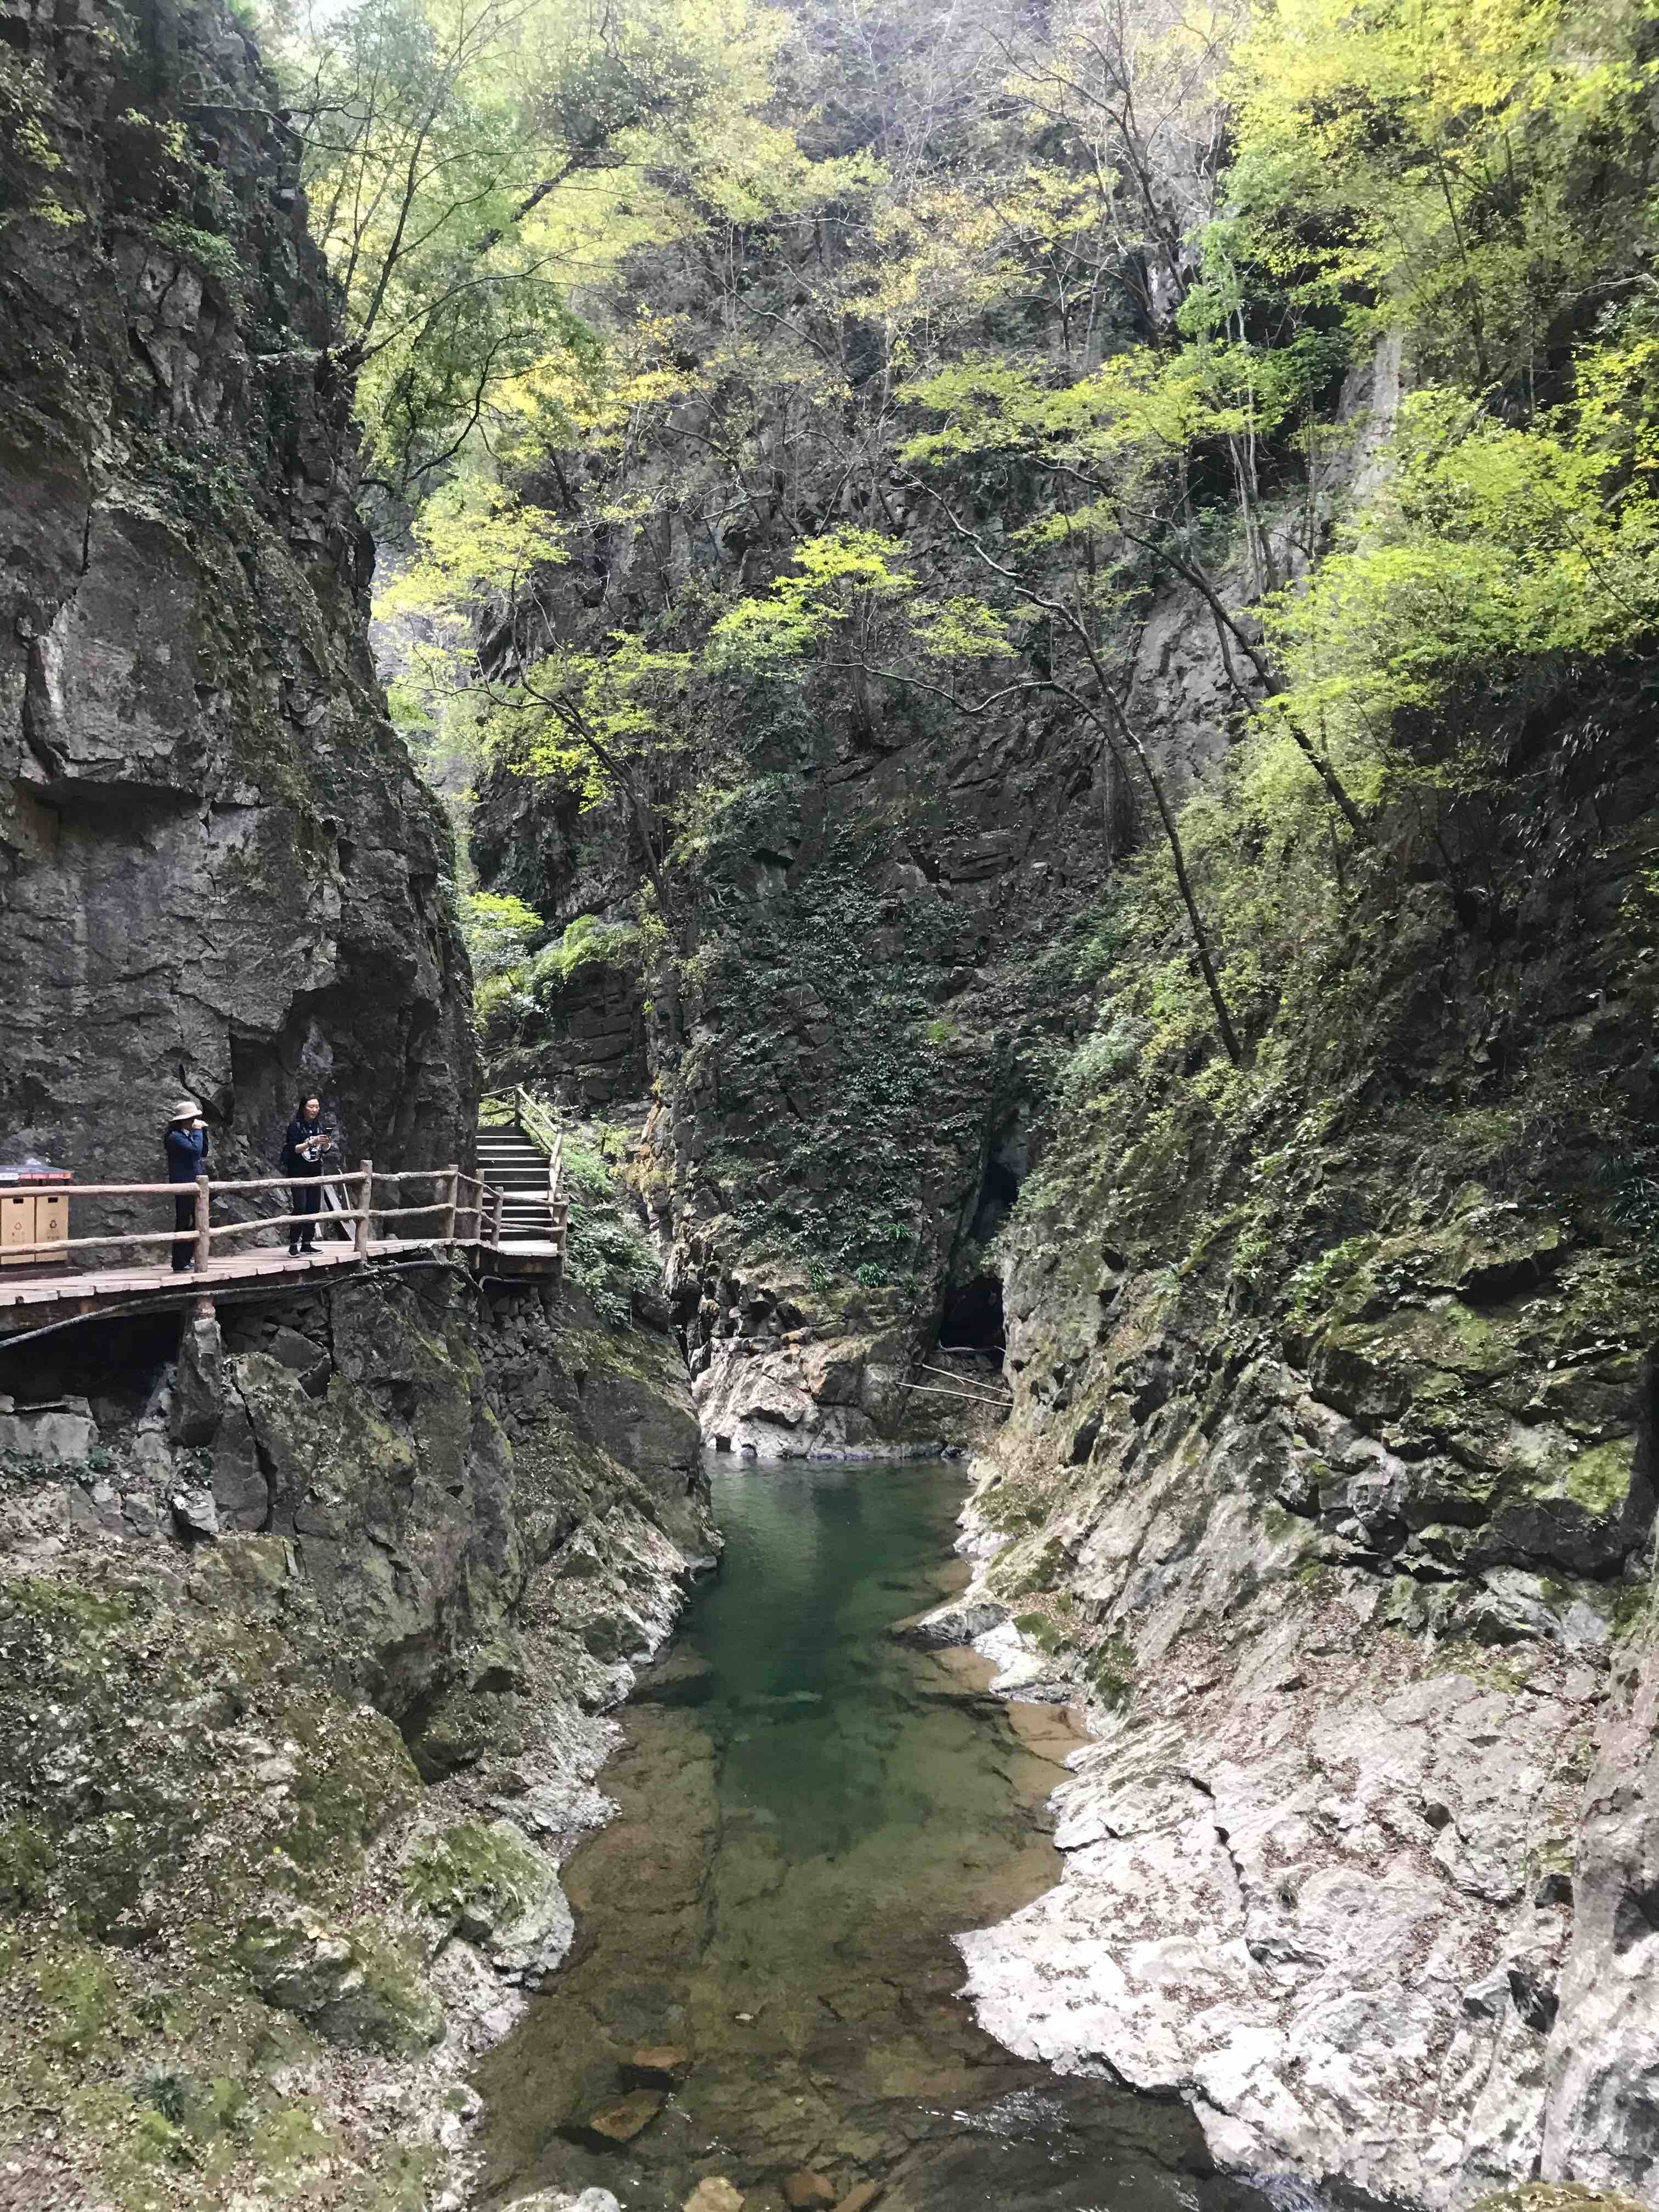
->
<box><xmin>478</xmin><ymin>1085</ymin><xmax>568</xmax><ymax>1242</ymax></box>
<box><xmin>0</xmin><ymin>1163</ymin><xmax>520</xmax><ymax>1268</ymax></box>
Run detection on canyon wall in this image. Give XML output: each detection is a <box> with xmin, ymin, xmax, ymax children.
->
<box><xmin>480</xmin><ymin>337</ymin><xmax>1659</xmax><ymax>2201</ymax></box>
<box><xmin>932</xmin><ymin>664</ymin><xmax>1659</xmax><ymax>2207</ymax></box>
<box><xmin>0</xmin><ymin>1266</ymin><xmax>713</xmax><ymax>2208</ymax></box>
<box><xmin>0</xmin><ymin>0</ymin><xmax>473</xmax><ymax>1189</ymax></box>
<box><xmin>0</xmin><ymin>8</ymin><xmax>713</xmax><ymax>2205</ymax></box>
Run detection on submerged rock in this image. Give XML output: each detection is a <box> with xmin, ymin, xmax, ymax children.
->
<box><xmin>625</xmin><ymin>2043</ymin><xmax>692</xmax><ymax>2085</ymax></box>
<box><xmin>781</xmin><ymin>2172</ymin><xmax>837</xmax><ymax>2210</ymax></box>
<box><xmin>574</xmin><ymin>2087</ymin><xmax>665</xmax><ymax>2146</ymax></box>
<box><xmin>684</xmin><ymin>2182</ymin><xmax>744</xmax><ymax>2212</ymax></box>
<box><xmin>832</xmin><ymin>2186</ymin><xmax>885</xmax><ymax>2212</ymax></box>
<box><xmin>891</xmin><ymin>1597</ymin><xmax>1007</xmax><ymax>1647</ymax></box>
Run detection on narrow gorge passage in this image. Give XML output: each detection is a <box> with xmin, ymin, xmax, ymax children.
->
<box><xmin>476</xmin><ymin>1458</ymin><xmax>1277</xmax><ymax>2212</ymax></box>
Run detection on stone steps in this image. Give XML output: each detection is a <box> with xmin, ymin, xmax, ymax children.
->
<box><xmin>476</xmin><ymin>1118</ymin><xmax>561</xmax><ymax>1241</ymax></box>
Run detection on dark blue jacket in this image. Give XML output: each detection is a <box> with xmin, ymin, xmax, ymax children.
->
<box><xmin>165</xmin><ymin>1125</ymin><xmax>209</xmax><ymax>1184</ymax></box>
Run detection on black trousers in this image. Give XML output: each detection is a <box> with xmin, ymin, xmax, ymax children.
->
<box><xmin>290</xmin><ymin>1175</ymin><xmax>321</xmax><ymax>1250</ymax></box>
<box><xmin>172</xmin><ymin>1192</ymin><xmax>195</xmax><ymax>1271</ymax></box>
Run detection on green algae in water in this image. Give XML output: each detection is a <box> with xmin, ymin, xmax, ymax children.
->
<box><xmin>477</xmin><ymin>1458</ymin><xmax>1276</xmax><ymax>2212</ymax></box>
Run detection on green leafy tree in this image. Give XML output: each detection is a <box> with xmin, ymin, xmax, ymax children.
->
<box><xmin>1226</xmin><ymin>0</ymin><xmax>1659</xmax><ymax>396</ymax></box>
<box><xmin>278</xmin><ymin>0</ymin><xmax>791</xmax><ymax>488</ymax></box>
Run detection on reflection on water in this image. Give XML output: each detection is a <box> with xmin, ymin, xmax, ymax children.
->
<box><xmin>476</xmin><ymin>1457</ymin><xmax>1275</xmax><ymax>2212</ymax></box>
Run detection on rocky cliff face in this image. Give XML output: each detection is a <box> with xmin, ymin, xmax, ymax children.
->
<box><xmin>479</xmin><ymin>672</ymin><xmax>1120</xmax><ymax>1453</ymax></box>
<box><xmin>0</xmin><ymin>8</ymin><xmax>720</xmax><ymax>2204</ymax></box>
<box><xmin>0</xmin><ymin>1266</ymin><xmax>713</xmax><ymax>2208</ymax></box>
<box><xmin>477</xmin><ymin>522</ymin><xmax>1292</xmax><ymax>1464</ymax></box>
<box><xmin>921</xmin><ymin>666</ymin><xmax>1659</xmax><ymax>2206</ymax></box>
<box><xmin>471</xmin><ymin>257</ymin><xmax>1659</xmax><ymax>2199</ymax></box>
<box><xmin>0</xmin><ymin>0</ymin><xmax>473</xmax><ymax>1187</ymax></box>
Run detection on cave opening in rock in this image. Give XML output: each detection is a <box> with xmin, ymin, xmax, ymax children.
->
<box><xmin>941</xmin><ymin>1127</ymin><xmax>1024</xmax><ymax>1351</ymax></box>
<box><xmin>969</xmin><ymin>1149</ymin><xmax>1023</xmax><ymax>1245</ymax></box>
<box><xmin>941</xmin><ymin>1269</ymin><xmax>1005</xmax><ymax>1352</ymax></box>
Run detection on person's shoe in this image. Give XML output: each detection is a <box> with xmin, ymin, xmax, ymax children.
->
<box><xmin>289</xmin><ymin>1243</ymin><xmax>300</xmax><ymax>1257</ymax></box>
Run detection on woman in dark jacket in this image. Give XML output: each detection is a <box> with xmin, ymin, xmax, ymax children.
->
<box><xmin>283</xmin><ymin>1093</ymin><xmax>330</xmax><ymax>1256</ymax></box>
<box><xmin>164</xmin><ymin>1099</ymin><xmax>209</xmax><ymax>1272</ymax></box>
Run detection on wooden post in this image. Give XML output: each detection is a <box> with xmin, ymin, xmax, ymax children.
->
<box><xmin>490</xmin><ymin>1184</ymin><xmax>504</xmax><ymax>1248</ymax></box>
<box><xmin>357</xmin><ymin>1159</ymin><xmax>373</xmax><ymax>1252</ymax></box>
<box><xmin>442</xmin><ymin>1166</ymin><xmax>459</xmax><ymax>1244</ymax></box>
<box><xmin>194</xmin><ymin>1176</ymin><xmax>211</xmax><ymax>1273</ymax></box>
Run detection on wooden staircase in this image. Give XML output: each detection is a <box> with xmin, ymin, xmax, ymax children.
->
<box><xmin>477</xmin><ymin>1088</ymin><xmax>568</xmax><ymax>1262</ymax></box>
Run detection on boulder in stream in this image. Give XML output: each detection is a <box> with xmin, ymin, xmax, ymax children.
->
<box><xmin>625</xmin><ymin>2042</ymin><xmax>692</xmax><ymax>2086</ymax></box>
<box><xmin>889</xmin><ymin>1598</ymin><xmax>1006</xmax><ymax>1648</ymax></box>
<box><xmin>781</xmin><ymin>2173</ymin><xmax>837</xmax><ymax>2210</ymax></box>
<box><xmin>573</xmin><ymin>2088</ymin><xmax>665</xmax><ymax>2146</ymax></box>
<box><xmin>684</xmin><ymin>2183</ymin><xmax>744</xmax><ymax>2212</ymax></box>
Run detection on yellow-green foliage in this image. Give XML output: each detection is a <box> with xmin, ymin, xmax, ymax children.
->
<box><xmin>1227</xmin><ymin>0</ymin><xmax>1659</xmax><ymax>386</ymax></box>
<box><xmin>528</xmin><ymin>912</ymin><xmax>642</xmax><ymax>995</ymax></box>
<box><xmin>707</xmin><ymin>527</ymin><xmax>921</xmax><ymax>673</ymax></box>
<box><xmin>274</xmin><ymin>0</ymin><xmax>796</xmax><ymax>487</ymax></box>
<box><xmin>328</xmin><ymin>0</ymin><xmax>1659</xmax><ymax>1161</ymax></box>
<box><xmin>1266</xmin><ymin>360</ymin><xmax>1659</xmax><ymax>785</ymax></box>
<box><xmin>459</xmin><ymin>888</ymin><xmax>543</xmax><ymax>980</ymax></box>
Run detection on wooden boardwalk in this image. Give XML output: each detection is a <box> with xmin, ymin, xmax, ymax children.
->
<box><xmin>0</xmin><ymin>1235</ymin><xmax>565</xmax><ymax>1336</ymax></box>
<box><xmin>0</xmin><ymin>1134</ymin><xmax>567</xmax><ymax>1338</ymax></box>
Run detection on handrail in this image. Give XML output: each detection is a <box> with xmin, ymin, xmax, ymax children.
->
<box><xmin>477</xmin><ymin>1086</ymin><xmax>566</xmax><ymax>1218</ymax></box>
<box><xmin>210</xmin><ymin>1212</ymin><xmax>365</xmax><ymax>1238</ymax></box>
<box><xmin>0</xmin><ymin>1151</ymin><xmax>562</xmax><ymax>1271</ymax></box>
<box><xmin>518</xmin><ymin>1090</ymin><xmax>563</xmax><ymax>1165</ymax></box>
<box><xmin>209</xmin><ymin>1171</ymin><xmax>364</xmax><ymax>1195</ymax></box>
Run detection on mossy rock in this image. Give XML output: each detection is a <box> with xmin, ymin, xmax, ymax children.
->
<box><xmin>1006</xmin><ymin>1536</ymin><xmax>1070</xmax><ymax>1598</ymax></box>
<box><xmin>1012</xmin><ymin>1610</ymin><xmax>1065</xmax><ymax>1655</ymax></box>
<box><xmin>234</xmin><ymin>1916</ymin><xmax>443</xmax><ymax>2055</ymax></box>
<box><xmin>1560</xmin><ymin>1434</ymin><xmax>1639</xmax><ymax>1517</ymax></box>
<box><xmin>405</xmin><ymin>1816</ymin><xmax>559</xmax><ymax>1948</ymax></box>
<box><xmin>1311</xmin><ymin>1299</ymin><xmax>1520</xmax><ymax>1423</ymax></box>
<box><xmin>29</xmin><ymin>1935</ymin><xmax>122</xmax><ymax>2056</ymax></box>
<box><xmin>1083</xmin><ymin>1633</ymin><xmax>1135</xmax><ymax>1712</ymax></box>
<box><xmin>1468</xmin><ymin>2187</ymin><xmax>1649</xmax><ymax>2212</ymax></box>
<box><xmin>274</xmin><ymin>1700</ymin><xmax>423</xmax><ymax>1872</ymax></box>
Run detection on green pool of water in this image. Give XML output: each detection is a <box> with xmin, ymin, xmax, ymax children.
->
<box><xmin>477</xmin><ymin>1456</ymin><xmax>1277</xmax><ymax>2212</ymax></box>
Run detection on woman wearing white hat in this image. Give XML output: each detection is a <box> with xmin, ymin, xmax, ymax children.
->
<box><xmin>164</xmin><ymin>1099</ymin><xmax>209</xmax><ymax>1273</ymax></box>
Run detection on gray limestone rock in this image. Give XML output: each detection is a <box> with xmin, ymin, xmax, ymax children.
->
<box><xmin>947</xmin><ymin>1227</ymin><xmax>1654</xmax><ymax>2209</ymax></box>
<box><xmin>267</xmin><ymin>1326</ymin><xmax>331</xmax><ymax>1396</ymax></box>
<box><xmin>0</xmin><ymin>0</ymin><xmax>475</xmax><ymax>1199</ymax></box>
<box><xmin>168</xmin><ymin>1486</ymin><xmax>220</xmax><ymax>1541</ymax></box>
<box><xmin>169</xmin><ymin>1311</ymin><xmax>225</xmax><ymax>1447</ymax></box>
<box><xmin>957</xmin><ymin>1651</ymin><xmax>1591</xmax><ymax>2208</ymax></box>
<box><xmin>210</xmin><ymin>1394</ymin><xmax>270</xmax><ymax>1533</ymax></box>
<box><xmin>0</xmin><ymin>1398</ymin><xmax>98</xmax><ymax>1463</ymax></box>
<box><xmin>580</xmin><ymin>1365</ymin><xmax>699</xmax><ymax>1497</ymax></box>
<box><xmin>1543</xmin><ymin>1643</ymin><xmax>1659</xmax><ymax>2198</ymax></box>
<box><xmin>891</xmin><ymin>1598</ymin><xmax>1008</xmax><ymax>1648</ymax></box>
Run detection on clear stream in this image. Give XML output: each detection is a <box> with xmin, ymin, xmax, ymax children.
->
<box><xmin>478</xmin><ymin>1455</ymin><xmax>1279</xmax><ymax>2212</ymax></box>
